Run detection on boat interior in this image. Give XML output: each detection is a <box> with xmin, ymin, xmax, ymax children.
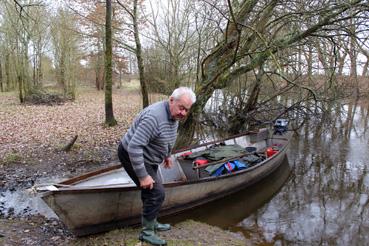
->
<box><xmin>162</xmin><ymin>133</ymin><xmax>270</xmax><ymax>183</ymax></box>
<box><xmin>59</xmin><ymin>130</ymin><xmax>290</xmax><ymax>190</ymax></box>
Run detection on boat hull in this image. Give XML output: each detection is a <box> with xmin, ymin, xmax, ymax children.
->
<box><xmin>41</xmin><ymin>132</ymin><xmax>291</xmax><ymax>236</ymax></box>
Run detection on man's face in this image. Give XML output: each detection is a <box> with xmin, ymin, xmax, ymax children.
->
<box><xmin>169</xmin><ymin>95</ymin><xmax>193</xmax><ymax>121</ymax></box>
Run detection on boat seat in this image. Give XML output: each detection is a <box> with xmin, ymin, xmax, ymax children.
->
<box><xmin>178</xmin><ymin>159</ymin><xmax>200</xmax><ymax>181</ymax></box>
<box><xmin>159</xmin><ymin>158</ymin><xmax>188</xmax><ymax>183</ymax></box>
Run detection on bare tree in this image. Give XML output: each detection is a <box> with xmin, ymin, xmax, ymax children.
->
<box><xmin>1</xmin><ymin>0</ymin><xmax>33</xmax><ymax>102</ymax></box>
<box><xmin>176</xmin><ymin>0</ymin><xmax>369</xmax><ymax>146</ymax></box>
<box><xmin>147</xmin><ymin>0</ymin><xmax>195</xmax><ymax>91</ymax></box>
<box><xmin>117</xmin><ymin>0</ymin><xmax>149</xmax><ymax>108</ymax></box>
<box><xmin>50</xmin><ymin>7</ymin><xmax>79</xmax><ymax>99</ymax></box>
<box><xmin>0</xmin><ymin>1</ymin><xmax>54</xmax><ymax>100</ymax></box>
<box><xmin>144</xmin><ymin>0</ymin><xmax>224</xmax><ymax>94</ymax></box>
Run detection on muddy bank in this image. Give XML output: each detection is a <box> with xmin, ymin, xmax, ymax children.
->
<box><xmin>0</xmin><ymin>216</ymin><xmax>72</xmax><ymax>246</ymax></box>
<box><xmin>0</xmin><ymin>158</ymin><xmax>248</xmax><ymax>246</ymax></box>
<box><xmin>0</xmin><ymin>215</ymin><xmax>246</xmax><ymax>245</ymax></box>
<box><xmin>0</xmin><ymin>148</ymin><xmax>117</xmax><ymax>192</ymax></box>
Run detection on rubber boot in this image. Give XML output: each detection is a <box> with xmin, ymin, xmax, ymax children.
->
<box><xmin>139</xmin><ymin>217</ymin><xmax>167</xmax><ymax>246</ymax></box>
<box><xmin>154</xmin><ymin>218</ymin><xmax>171</xmax><ymax>231</ymax></box>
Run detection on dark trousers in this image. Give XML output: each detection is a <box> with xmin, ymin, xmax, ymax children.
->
<box><xmin>118</xmin><ymin>143</ymin><xmax>165</xmax><ymax>221</ymax></box>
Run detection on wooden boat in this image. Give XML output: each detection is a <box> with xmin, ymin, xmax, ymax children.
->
<box><xmin>38</xmin><ymin>129</ymin><xmax>292</xmax><ymax>236</ymax></box>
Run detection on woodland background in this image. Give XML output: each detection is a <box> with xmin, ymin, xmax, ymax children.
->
<box><xmin>1</xmin><ymin>0</ymin><xmax>369</xmax><ymax>162</ymax></box>
<box><xmin>1</xmin><ymin>1</ymin><xmax>369</xmax><ymax>244</ymax></box>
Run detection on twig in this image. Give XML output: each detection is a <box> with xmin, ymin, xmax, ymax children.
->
<box><xmin>62</xmin><ymin>135</ymin><xmax>78</xmax><ymax>152</ymax></box>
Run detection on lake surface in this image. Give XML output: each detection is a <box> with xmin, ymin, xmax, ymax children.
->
<box><xmin>168</xmin><ymin>100</ymin><xmax>369</xmax><ymax>245</ymax></box>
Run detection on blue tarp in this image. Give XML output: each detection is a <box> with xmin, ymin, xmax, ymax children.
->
<box><xmin>207</xmin><ymin>160</ymin><xmax>249</xmax><ymax>177</ymax></box>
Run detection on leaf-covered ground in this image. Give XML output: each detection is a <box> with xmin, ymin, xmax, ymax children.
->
<box><xmin>0</xmin><ymin>83</ymin><xmax>251</xmax><ymax>245</ymax></box>
<box><xmin>0</xmin><ymin>86</ymin><xmax>141</xmax><ymax>167</ymax></box>
<box><xmin>0</xmin><ymin>82</ymin><xmax>174</xmax><ymax>191</ymax></box>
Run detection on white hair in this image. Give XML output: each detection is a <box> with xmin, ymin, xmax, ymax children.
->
<box><xmin>171</xmin><ymin>87</ymin><xmax>196</xmax><ymax>104</ymax></box>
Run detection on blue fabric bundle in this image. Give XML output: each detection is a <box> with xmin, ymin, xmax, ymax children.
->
<box><xmin>209</xmin><ymin>160</ymin><xmax>249</xmax><ymax>177</ymax></box>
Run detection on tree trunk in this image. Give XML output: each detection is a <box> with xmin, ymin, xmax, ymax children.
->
<box><xmin>22</xmin><ymin>38</ymin><xmax>31</xmax><ymax>97</ymax></box>
<box><xmin>95</xmin><ymin>38</ymin><xmax>104</xmax><ymax>91</ymax></box>
<box><xmin>5</xmin><ymin>54</ymin><xmax>11</xmax><ymax>91</ymax></box>
<box><xmin>133</xmin><ymin>0</ymin><xmax>149</xmax><ymax>108</ymax></box>
<box><xmin>60</xmin><ymin>52</ymin><xmax>66</xmax><ymax>95</ymax></box>
<box><xmin>18</xmin><ymin>75</ymin><xmax>24</xmax><ymax>103</ymax></box>
<box><xmin>306</xmin><ymin>44</ymin><xmax>313</xmax><ymax>78</ymax></box>
<box><xmin>349</xmin><ymin>19</ymin><xmax>359</xmax><ymax>98</ymax></box>
<box><xmin>95</xmin><ymin>65</ymin><xmax>101</xmax><ymax>90</ymax></box>
<box><xmin>362</xmin><ymin>59</ymin><xmax>368</xmax><ymax>77</ymax></box>
<box><xmin>358</xmin><ymin>42</ymin><xmax>369</xmax><ymax>77</ymax></box>
<box><xmin>228</xmin><ymin>67</ymin><xmax>263</xmax><ymax>134</ymax></box>
<box><xmin>118</xmin><ymin>70</ymin><xmax>122</xmax><ymax>89</ymax></box>
<box><xmin>337</xmin><ymin>51</ymin><xmax>347</xmax><ymax>76</ymax></box>
<box><xmin>0</xmin><ymin>60</ymin><xmax>3</xmax><ymax>92</ymax></box>
<box><xmin>104</xmin><ymin>0</ymin><xmax>117</xmax><ymax>126</ymax></box>
<box><xmin>37</xmin><ymin>40</ymin><xmax>43</xmax><ymax>84</ymax></box>
<box><xmin>33</xmin><ymin>55</ymin><xmax>36</xmax><ymax>86</ymax></box>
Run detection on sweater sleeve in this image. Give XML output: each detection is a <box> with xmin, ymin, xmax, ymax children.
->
<box><xmin>126</xmin><ymin>115</ymin><xmax>158</xmax><ymax>178</ymax></box>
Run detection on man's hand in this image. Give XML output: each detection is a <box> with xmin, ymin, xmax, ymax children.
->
<box><xmin>139</xmin><ymin>175</ymin><xmax>155</xmax><ymax>189</ymax></box>
<box><xmin>163</xmin><ymin>157</ymin><xmax>173</xmax><ymax>169</ymax></box>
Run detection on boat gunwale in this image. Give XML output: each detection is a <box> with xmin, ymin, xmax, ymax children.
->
<box><xmin>56</xmin><ymin>132</ymin><xmax>256</xmax><ymax>186</ymax></box>
<box><xmin>172</xmin><ymin>130</ymin><xmax>259</xmax><ymax>154</ymax></box>
<box><xmin>42</xmin><ymin>134</ymin><xmax>291</xmax><ymax>194</ymax></box>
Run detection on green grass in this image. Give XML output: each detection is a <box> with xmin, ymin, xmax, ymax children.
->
<box><xmin>120</xmin><ymin>79</ymin><xmax>141</xmax><ymax>91</ymax></box>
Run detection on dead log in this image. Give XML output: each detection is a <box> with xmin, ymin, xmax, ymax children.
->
<box><xmin>62</xmin><ymin>135</ymin><xmax>78</xmax><ymax>152</ymax></box>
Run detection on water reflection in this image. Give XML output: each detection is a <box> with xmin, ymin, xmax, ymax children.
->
<box><xmin>0</xmin><ymin>189</ymin><xmax>57</xmax><ymax>219</ymax></box>
<box><xmin>166</xmin><ymin>156</ymin><xmax>292</xmax><ymax>229</ymax></box>
<box><xmin>0</xmin><ymin>176</ymin><xmax>62</xmax><ymax>219</ymax></box>
<box><xmin>235</xmin><ymin>100</ymin><xmax>369</xmax><ymax>245</ymax></box>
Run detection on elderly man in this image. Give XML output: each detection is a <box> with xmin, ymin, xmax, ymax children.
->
<box><xmin>118</xmin><ymin>87</ymin><xmax>196</xmax><ymax>245</ymax></box>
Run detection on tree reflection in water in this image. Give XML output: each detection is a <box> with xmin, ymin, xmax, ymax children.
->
<box><xmin>235</xmin><ymin>100</ymin><xmax>369</xmax><ymax>245</ymax></box>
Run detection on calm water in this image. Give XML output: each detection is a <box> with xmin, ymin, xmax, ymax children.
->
<box><xmin>168</xmin><ymin>100</ymin><xmax>369</xmax><ymax>245</ymax></box>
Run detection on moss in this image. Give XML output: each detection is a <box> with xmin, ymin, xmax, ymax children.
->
<box><xmin>69</xmin><ymin>227</ymin><xmax>140</xmax><ymax>246</ymax></box>
<box><xmin>2</xmin><ymin>152</ymin><xmax>22</xmax><ymax>164</ymax></box>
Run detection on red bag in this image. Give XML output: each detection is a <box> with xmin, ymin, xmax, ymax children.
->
<box><xmin>194</xmin><ymin>159</ymin><xmax>209</xmax><ymax>166</ymax></box>
<box><xmin>266</xmin><ymin>147</ymin><xmax>278</xmax><ymax>157</ymax></box>
<box><xmin>180</xmin><ymin>151</ymin><xmax>193</xmax><ymax>157</ymax></box>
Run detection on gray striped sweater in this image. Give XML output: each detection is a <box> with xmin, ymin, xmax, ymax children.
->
<box><xmin>121</xmin><ymin>101</ymin><xmax>178</xmax><ymax>178</ymax></box>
